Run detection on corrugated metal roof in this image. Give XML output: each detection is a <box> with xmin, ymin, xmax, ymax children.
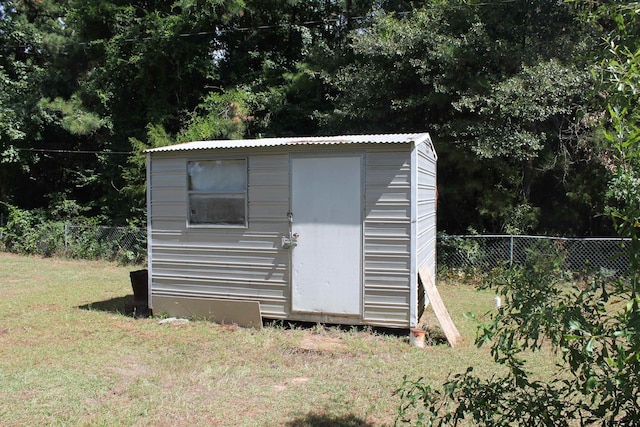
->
<box><xmin>145</xmin><ymin>132</ymin><xmax>432</xmax><ymax>153</ymax></box>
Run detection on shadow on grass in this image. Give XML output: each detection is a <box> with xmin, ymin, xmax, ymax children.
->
<box><xmin>284</xmin><ymin>412</ymin><xmax>373</xmax><ymax>427</ymax></box>
<box><xmin>78</xmin><ymin>295</ymin><xmax>135</xmax><ymax>317</ymax></box>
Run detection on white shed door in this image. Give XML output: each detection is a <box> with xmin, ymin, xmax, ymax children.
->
<box><xmin>291</xmin><ymin>156</ymin><xmax>362</xmax><ymax>315</ymax></box>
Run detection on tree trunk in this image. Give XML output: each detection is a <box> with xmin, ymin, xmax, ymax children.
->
<box><xmin>522</xmin><ymin>158</ymin><xmax>533</xmax><ymax>201</ymax></box>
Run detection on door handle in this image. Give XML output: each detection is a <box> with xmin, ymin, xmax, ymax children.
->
<box><xmin>282</xmin><ymin>232</ymin><xmax>299</xmax><ymax>249</ymax></box>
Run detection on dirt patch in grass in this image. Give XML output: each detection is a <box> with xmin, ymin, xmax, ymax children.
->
<box><xmin>106</xmin><ymin>355</ymin><xmax>154</xmax><ymax>379</ymax></box>
<box><xmin>272</xmin><ymin>376</ymin><xmax>312</xmax><ymax>392</ymax></box>
<box><xmin>299</xmin><ymin>334</ymin><xmax>348</xmax><ymax>352</ymax></box>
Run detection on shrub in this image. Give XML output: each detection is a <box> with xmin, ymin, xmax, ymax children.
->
<box><xmin>395</xmin><ymin>251</ymin><xmax>640</xmax><ymax>426</ymax></box>
<box><xmin>436</xmin><ymin>233</ymin><xmax>485</xmax><ymax>277</ymax></box>
<box><xmin>0</xmin><ymin>204</ymin><xmax>64</xmax><ymax>256</ymax></box>
<box><xmin>0</xmin><ymin>203</ymin><xmax>145</xmax><ymax>264</ymax></box>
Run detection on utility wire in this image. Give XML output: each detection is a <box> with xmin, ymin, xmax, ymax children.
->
<box><xmin>17</xmin><ymin>148</ymin><xmax>134</xmax><ymax>155</ymax></box>
<box><xmin>11</xmin><ymin>15</ymin><xmax>370</xmax><ymax>50</ymax></box>
<box><xmin>4</xmin><ymin>1</ymin><xmax>518</xmax><ymax>51</ymax></box>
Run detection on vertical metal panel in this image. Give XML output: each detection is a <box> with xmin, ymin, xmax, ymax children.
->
<box><xmin>416</xmin><ymin>140</ymin><xmax>438</xmax><ymax>289</ymax></box>
<box><xmin>148</xmin><ymin>152</ymin><xmax>290</xmax><ymax>318</ymax></box>
<box><xmin>146</xmin><ymin>154</ymin><xmax>154</xmax><ymax>309</ymax></box>
<box><xmin>363</xmin><ymin>148</ymin><xmax>413</xmax><ymax>326</ymax></box>
<box><xmin>248</xmin><ymin>155</ymin><xmax>290</xmax><ymax>224</ymax></box>
<box><xmin>410</xmin><ymin>144</ymin><xmax>419</xmax><ymax>328</ymax></box>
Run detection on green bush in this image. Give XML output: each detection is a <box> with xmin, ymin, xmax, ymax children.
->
<box><xmin>436</xmin><ymin>233</ymin><xmax>487</xmax><ymax>278</ymax></box>
<box><xmin>0</xmin><ymin>204</ymin><xmax>64</xmax><ymax>256</ymax></box>
<box><xmin>396</xmin><ymin>251</ymin><xmax>640</xmax><ymax>426</ymax></box>
<box><xmin>64</xmin><ymin>223</ymin><xmax>146</xmax><ymax>264</ymax></box>
<box><xmin>0</xmin><ymin>203</ymin><xmax>145</xmax><ymax>264</ymax></box>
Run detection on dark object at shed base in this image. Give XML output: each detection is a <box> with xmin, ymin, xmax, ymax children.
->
<box><xmin>130</xmin><ymin>269</ymin><xmax>150</xmax><ymax>318</ymax></box>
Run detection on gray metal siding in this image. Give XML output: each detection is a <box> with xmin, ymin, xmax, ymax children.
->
<box><xmin>149</xmin><ymin>160</ymin><xmax>187</xmax><ymax>229</ymax></box>
<box><xmin>416</xmin><ymin>141</ymin><xmax>438</xmax><ymax>286</ymax></box>
<box><xmin>149</xmin><ymin>141</ymin><xmax>434</xmax><ymax>329</ymax></box>
<box><xmin>149</xmin><ymin>152</ymin><xmax>290</xmax><ymax>318</ymax></box>
<box><xmin>363</xmin><ymin>149</ymin><xmax>413</xmax><ymax>326</ymax></box>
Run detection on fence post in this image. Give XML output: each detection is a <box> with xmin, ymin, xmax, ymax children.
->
<box><xmin>509</xmin><ymin>235</ymin><xmax>514</xmax><ymax>267</ymax></box>
<box><xmin>64</xmin><ymin>223</ymin><xmax>68</xmax><ymax>256</ymax></box>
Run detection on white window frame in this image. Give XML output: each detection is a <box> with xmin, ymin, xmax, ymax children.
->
<box><xmin>186</xmin><ymin>158</ymin><xmax>248</xmax><ymax>228</ymax></box>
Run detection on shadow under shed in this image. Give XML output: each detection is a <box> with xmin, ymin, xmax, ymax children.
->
<box><xmin>285</xmin><ymin>412</ymin><xmax>373</xmax><ymax>427</ymax></box>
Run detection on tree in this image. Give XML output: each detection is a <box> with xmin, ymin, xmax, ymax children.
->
<box><xmin>214</xmin><ymin>0</ymin><xmax>373</xmax><ymax>137</ymax></box>
<box><xmin>1</xmin><ymin>0</ymin><xmax>250</xmax><ymax>221</ymax></box>
<box><xmin>0</xmin><ymin>0</ymin><xmax>621</xmax><ymax>236</ymax></box>
<box><xmin>122</xmin><ymin>88</ymin><xmax>253</xmax><ymax>219</ymax></box>
<box><xmin>394</xmin><ymin>3</ymin><xmax>640</xmax><ymax>425</ymax></box>
<box><xmin>321</xmin><ymin>1</ymin><xmax>609</xmax><ymax>234</ymax></box>
<box><xmin>0</xmin><ymin>0</ymin><xmax>96</xmax><ymax>210</ymax></box>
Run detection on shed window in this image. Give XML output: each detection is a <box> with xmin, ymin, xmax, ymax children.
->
<box><xmin>187</xmin><ymin>159</ymin><xmax>247</xmax><ymax>226</ymax></box>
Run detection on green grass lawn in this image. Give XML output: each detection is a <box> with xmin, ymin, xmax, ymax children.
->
<box><xmin>0</xmin><ymin>253</ymin><xmax>522</xmax><ymax>426</ymax></box>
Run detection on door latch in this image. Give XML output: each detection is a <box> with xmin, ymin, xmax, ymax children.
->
<box><xmin>282</xmin><ymin>232</ymin><xmax>299</xmax><ymax>249</ymax></box>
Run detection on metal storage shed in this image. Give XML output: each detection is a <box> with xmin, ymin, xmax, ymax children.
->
<box><xmin>145</xmin><ymin>133</ymin><xmax>437</xmax><ymax>331</ymax></box>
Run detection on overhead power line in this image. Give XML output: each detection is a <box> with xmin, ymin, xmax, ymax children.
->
<box><xmin>4</xmin><ymin>1</ymin><xmax>518</xmax><ymax>51</ymax></box>
<box><xmin>17</xmin><ymin>148</ymin><xmax>134</xmax><ymax>155</ymax></box>
<box><xmin>13</xmin><ymin>15</ymin><xmax>369</xmax><ymax>50</ymax></box>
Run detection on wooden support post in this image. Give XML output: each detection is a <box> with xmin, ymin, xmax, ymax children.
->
<box><xmin>418</xmin><ymin>263</ymin><xmax>462</xmax><ymax>347</ymax></box>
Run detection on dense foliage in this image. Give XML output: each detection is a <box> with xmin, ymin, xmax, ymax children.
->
<box><xmin>395</xmin><ymin>2</ymin><xmax>640</xmax><ymax>425</ymax></box>
<box><xmin>0</xmin><ymin>0</ymin><xmax>625</xmax><ymax>235</ymax></box>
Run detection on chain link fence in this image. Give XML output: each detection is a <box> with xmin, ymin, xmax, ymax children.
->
<box><xmin>438</xmin><ymin>234</ymin><xmax>630</xmax><ymax>278</ymax></box>
<box><xmin>0</xmin><ymin>222</ymin><xmax>146</xmax><ymax>264</ymax></box>
<box><xmin>1</xmin><ymin>220</ymin><xmax>632</xmax><ymax>275</ymax></box>
<box><xmin>64</xmin><ymin>225</ymin><xmax>147</xmax><ymax>264</ymax></box>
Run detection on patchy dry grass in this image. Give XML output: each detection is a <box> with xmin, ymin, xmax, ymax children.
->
<box><xmin>0</xmin><ymin>253</ymin><xmax>512</xmax><ymax>426</ymax></box>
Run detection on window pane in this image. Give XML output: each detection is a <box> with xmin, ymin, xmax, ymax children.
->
<box><xmin>188</xmin><ymin>160</ymin><xmax>246</xmax><ymax>192</ymax></box>
<box><xmin>189</xmin><ymin>194</ymin><xmax>246</xmax><ymax>225</ymax></box>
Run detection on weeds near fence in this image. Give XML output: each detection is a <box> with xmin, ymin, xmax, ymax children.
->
<box><xmin>438</xmin><ymin>234</ymin><xmax>630</xmax><ymax>278</ymax></box>
<box><xmin>64</xmin><ymin>224</ymin><xmax>146</xmax><ymax>264</ymax></box>
<box><xmin>0</xmin><ymin>203</ymin><xmax>145</xmax><ymax>264</ymax></box>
